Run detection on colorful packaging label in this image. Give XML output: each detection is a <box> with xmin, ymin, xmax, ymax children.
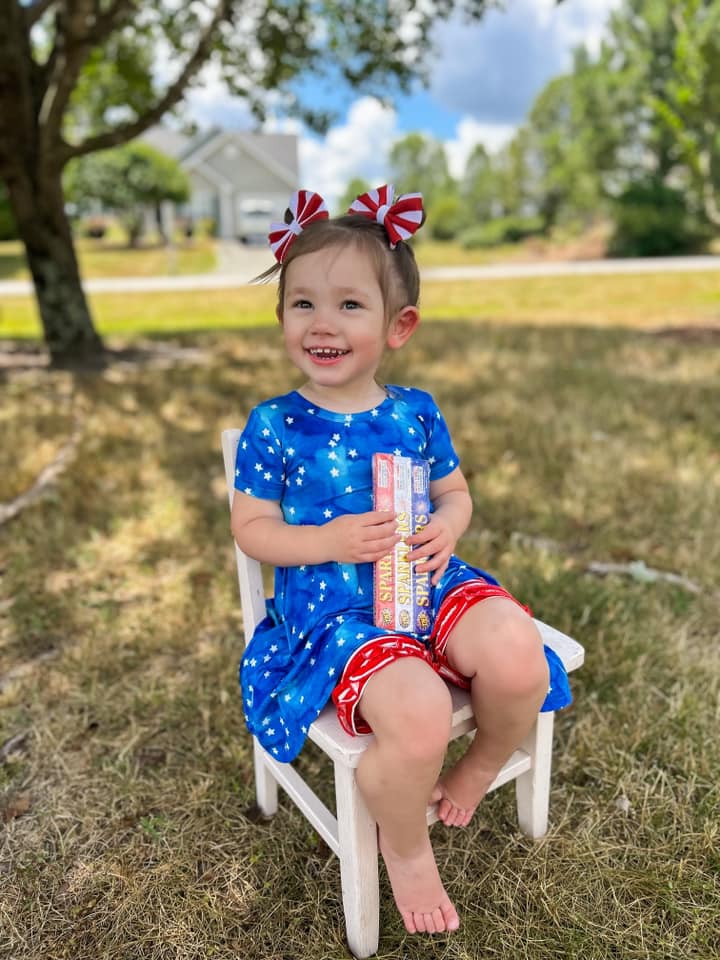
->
<box><xmin>373</xmin><ymin>453</ymin><xmax>432</xmax><ymax>637</ymax></box>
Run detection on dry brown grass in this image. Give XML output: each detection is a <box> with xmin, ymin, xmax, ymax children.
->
<box><xmin>1</xmin><ymin>314</ymin><xmax>719</xmax><ymax>959</ymax></box>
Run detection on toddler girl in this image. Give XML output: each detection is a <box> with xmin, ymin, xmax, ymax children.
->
<box><xmin>231</xmin><ymin>186</ymin><xmax>571</xmax><ymax>935</ymax></box>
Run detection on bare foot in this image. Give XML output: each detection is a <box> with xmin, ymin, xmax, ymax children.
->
<box><xmin>378</xmin><ymin>831</ymin><xmax>460</xmax><ymax>934</ymax></box>
<box><xmin>430</xmin><ymin>755</ymin><xmax>500</xmax><ymax>827</ymax></box>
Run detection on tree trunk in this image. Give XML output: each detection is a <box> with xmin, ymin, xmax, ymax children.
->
<box><xmin>5</xmin><ymin>165</ymin><xmax>105</xmax><ymax>368</ymax></box>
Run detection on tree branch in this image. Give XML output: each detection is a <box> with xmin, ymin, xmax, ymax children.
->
<box><xmin>39</xmin><ymin>0</ymin><xmax>95</xmax><ymax>152</ymax></box>
<box><xmin>60</xmin><ymin>0</ymin><xmax>231</xmax><ymax>163</ymax></box>
<box><xmin>38</xmin><ymin>0</ymin><xmax>136</xmax><ymax>158</ymax></box>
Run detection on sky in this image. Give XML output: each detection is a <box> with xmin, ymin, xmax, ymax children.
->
<box><xmin>185</xmin><ymin>0</ymin><xmax>623</xmax><ymax>207</ymax></box>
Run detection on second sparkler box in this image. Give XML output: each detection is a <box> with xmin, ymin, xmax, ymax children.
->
<box><xmin>373</xmin><ymin>452</ymin><xmax>433</xmax><ymax>636</ymax></box>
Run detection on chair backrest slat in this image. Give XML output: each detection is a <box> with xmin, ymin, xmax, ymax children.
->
<box><xmin>222</xmin><ymin>428</ymin><xmax>267</xmax><ymax>642</ymax></box>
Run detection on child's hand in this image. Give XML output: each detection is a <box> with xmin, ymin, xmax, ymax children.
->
<box><xmin>405</xmin><ymin>516</ymin><xmax>457</xmax><ymax>585</ymax></box>
<box><xmin>322</xmin><ymin>510</ymin><xmax>401</xmax><ymax>564</ymax></box>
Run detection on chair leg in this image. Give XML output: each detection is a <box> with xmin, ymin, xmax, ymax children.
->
<box><xmin>334</xmin><ymin>763</ymin><xmax>380</xmax><ymax>959</ymax></box>
<box><xmin>515</xmin><ymin>711</ymin><xmax>555</xmax><ymax>839</ymax></box>
<box><xmin>253</xmin><ymin>737</ymin><xmax>278</xmax><ymax>817</ymax></box>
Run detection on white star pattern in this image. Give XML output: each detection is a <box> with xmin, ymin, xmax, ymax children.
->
<box><xmin>234</xmin><ymin>388</ymin><xmax>466</xmax><ymax>757</ymax></box>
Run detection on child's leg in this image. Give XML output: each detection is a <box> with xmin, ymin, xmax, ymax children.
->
<box><xmin>354</xmin><ymin>657</ymin><xmax>459</xmax><ymax>935</ymax></box>
<box><xmin>434</xmin><ymin>597</ymin><xmax>549</xmax><ymax>827</ymax></box>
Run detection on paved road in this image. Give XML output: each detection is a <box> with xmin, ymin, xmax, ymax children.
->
<box><xmin>1</xmin><ymin>251</ymin><xmax>719</xmax><ymax>297</ymax></box>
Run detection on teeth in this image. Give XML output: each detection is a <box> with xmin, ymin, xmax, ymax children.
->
<box><xmin>309</xmin><ymin>348</ymin><xmax>349</xmax><ymax>358</ymax></box>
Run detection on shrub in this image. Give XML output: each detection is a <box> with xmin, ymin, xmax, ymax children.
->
<box><xmin>459</xmin><ymin>215</ymin><xmax>545</xmax><ymax>249</ymax></box>
<box><xmin>608</xmin><ymin>179</ymin><xmax>712</xmax><ymax>257</ymax></box>
<box><xmin>197</xmin><ymin>216</ymin><xmax>218</xmax><ymax>238</ymax></box>
<box><xmin>82</xmin><ymin>217</ymin><xmax>108</xmax><ymax>239</ymax></box>
<box><xmin>428</xmin><ymin>195</ymin><xmax>465</xmax><ymax>241</ymax></box>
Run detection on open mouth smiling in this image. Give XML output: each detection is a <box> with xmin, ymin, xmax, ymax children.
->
<box><xmin>306</xmin><ymin>347</ymin><xmax>350</xmax><ymax>360</ymax></box>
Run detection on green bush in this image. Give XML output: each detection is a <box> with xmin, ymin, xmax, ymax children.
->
<box><xmin>609</xmin><ymin>179</ymin><xmax>711</xmax><ymax>257</ymax></box>
<box><xmin>428</xmin><ymin>195</ymin><xmax>465</xmax><ymax>241</ymax></box>
<box><xmin>459</xmin><ymin>215</ymin><xmax>545</xmax><ymax>249</ymax></box>
<box><xmin>197</xmin><ymin>216</ymin><xmax>218</xmax><ymax>238</ymax></box>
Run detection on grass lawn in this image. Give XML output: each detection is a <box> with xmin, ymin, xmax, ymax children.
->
<box><xmin>3</xmin><ymin>270</ymin><xmax>720</xmax><ymax>340</ymax></box>
<box><xmin>1</xmin><ymin>277</ymin><xmax>719</xmax><ymax>958</ymax></box>
<box><xmin>0</xmin><ymin>236</ymin><xmax>216</xmax><ymax>282</ymax></box>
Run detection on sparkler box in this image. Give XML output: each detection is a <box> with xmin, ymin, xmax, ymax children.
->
<box><xmin>373</xmin><ymin>453</ymin><xmax>433</xmax><ymax>636</ymax></box>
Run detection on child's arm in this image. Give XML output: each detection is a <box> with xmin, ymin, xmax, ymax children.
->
<box><xmin>231</xmin><ymin>491</ymin><xmax>401</xmax><ymax>567</ymax></box>
<box><xmin>405</xmin><ymin>467</ymin><xmax>473</xmax><ymax>585</ymax></box>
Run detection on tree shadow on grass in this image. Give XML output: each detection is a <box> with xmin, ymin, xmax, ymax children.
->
<box><xmin>2</xmin><ymin>318</ymin><xmax>719</xmax><ymax>960</ymax></box>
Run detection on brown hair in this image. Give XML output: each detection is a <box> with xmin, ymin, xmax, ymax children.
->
<box><xmin>256</xmin><ymin>213</ymin><xmax>422</xmax><ymax>323</ymax></box>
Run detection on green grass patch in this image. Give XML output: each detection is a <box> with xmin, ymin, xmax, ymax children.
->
<box><xmin>0</xmin><ymin>236</ymin><xmax>216</xmax><ymax>282</ymax></box>
<box><xmin>3</xmin><ymin>270</ymin><xmax>720</xmax><ymax>341</ymax></box>
<box><xmin>1</xmin><ymin>312</ymin><xmax>719</xmax><ymax>959</ymax></box>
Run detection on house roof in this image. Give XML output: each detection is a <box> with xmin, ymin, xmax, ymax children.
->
<box><xmin>181</xmin><ymin>129</ymin><xmax>298</xmax><ymax>188</ymax></box>
<box><xmin>140</xmin><ymin>125</ymin><xmax>298</xmax><ymax>190</ymax></box>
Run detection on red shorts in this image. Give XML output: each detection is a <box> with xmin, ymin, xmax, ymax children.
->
<box><xmin>331</xmin><ymin>578</ymin><xmax>530</xmax><ymax>736</ymax></box>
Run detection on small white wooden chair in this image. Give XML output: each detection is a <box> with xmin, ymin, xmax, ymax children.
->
<box><xmin>222</xmin><ymin>428</ymin><xmax>584</xmax><ymax>958</ymax></box>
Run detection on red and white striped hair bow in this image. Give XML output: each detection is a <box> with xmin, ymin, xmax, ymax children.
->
<box><xmin>347</xmin><ymin>184</ymin><xmax>424</xmax><ymax>247</ymax></box>
<box><xmin>268</xmin><ymin>190</ymin><xmax>329</xmax><ymax>262</ymax></box>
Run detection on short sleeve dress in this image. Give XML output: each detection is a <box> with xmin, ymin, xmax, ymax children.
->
<box><xmin>234</xmin><ymin>385</ymin><xmax>571</xmax><ymax>760</ymax></box>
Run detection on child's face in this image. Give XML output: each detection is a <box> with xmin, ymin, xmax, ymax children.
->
<box><xmin>279</xmin><ymin>243</ymin><xmax>394</xmax><ymax>404</ymax></box>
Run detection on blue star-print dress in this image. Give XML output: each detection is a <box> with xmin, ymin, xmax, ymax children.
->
<box><xmin>235</xmin><ymin>385</ymin><xmax>571</xmax><ymax>761</ymax></box>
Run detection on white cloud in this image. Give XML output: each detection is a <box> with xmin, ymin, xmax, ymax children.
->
<box><xmin>297</xmin><ymin>97</ymin><xmax>399</xmax><ymax>210</ymax></box>
<box><xmin>430</xmin><ymin>0</ymin><xmax>622</xmax><ymax>123</ymax></box>
<box><xmin>183</xmin><ymin>62</ymin><xmax>255</xmax><ymax>130</ymax></box>
<box><xmin>444</xmin><ymin>118</ymin><xmax>517</xmax><ymax>179</ymax></box>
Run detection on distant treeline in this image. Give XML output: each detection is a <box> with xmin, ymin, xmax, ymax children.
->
<box><xmin>340</xmin><ymin>0</ymin><xmax>720</xmax><ymax>257</ymax></box>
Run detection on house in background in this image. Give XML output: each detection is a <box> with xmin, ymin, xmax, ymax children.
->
<box><xmin>141</xmin><ymin>126</ymin><xmax>298</xmax><ymax>241</ymax></box>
